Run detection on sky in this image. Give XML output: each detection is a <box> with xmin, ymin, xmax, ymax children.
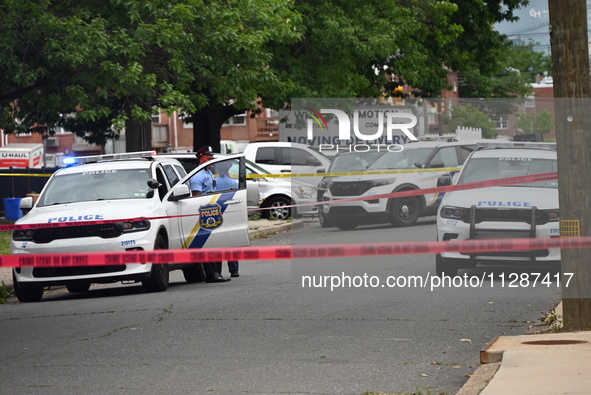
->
<box><xmin>495</xmin><ymin>0</ymin><xmax>591</xmax><ymax>54</ymax></box>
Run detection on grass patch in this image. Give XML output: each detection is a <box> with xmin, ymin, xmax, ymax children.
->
<box><xmin>0</xmin><ymin>281</ymin><xmax>13</xmax><ymax>304</ymax></box>
<box><xmin>0</xmin><ymin>219</ymin><xmax>13</xmax><ymax>255</ymax></box>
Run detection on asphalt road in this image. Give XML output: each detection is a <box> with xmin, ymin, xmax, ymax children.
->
<box><xmin>0</xmin><ymin>218</ymin><xmax>561</xmax><ymax>394</ymax></box>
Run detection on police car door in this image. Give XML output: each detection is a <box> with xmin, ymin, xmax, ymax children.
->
<box><xmin>424</xmin><ymin>147</ymin><xmax>462</xmax><ymax>208</ymax></box>
<box><xmin>167</xmin><ymin>157</ymin><xmax>250</xmax><ymax>250</ymax></box>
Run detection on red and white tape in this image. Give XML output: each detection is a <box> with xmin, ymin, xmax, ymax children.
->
<box><xmin>2</xmin><ymin>236</ymin><xmax>588</xmax><ymax>268</ymax></box>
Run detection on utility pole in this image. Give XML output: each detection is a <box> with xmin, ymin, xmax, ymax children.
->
<box><xmin>548</xmin><ymin>0</ymin><xmax>591</xmax><ymax>329</ymax></box>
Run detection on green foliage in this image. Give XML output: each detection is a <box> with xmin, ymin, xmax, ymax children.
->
<box><xmin>458</xmin><ymin>38</ymin><xmax>552</xmax><ymax>99</ymax></box>
<box><xmin>503</xmin><ymin>40</ymin><xmax>552</xmax><ymax>83</ymax></box>
<box><xmin>443</xmin><ymin>104</ymin><xmax>497</xmax><ymax>138</ymax></box>
<box><xmin>0</xmin><ymin>281</ymin><xmax>13</xmax><ymax>304</ymax></box>
<box><xmin>0</xmin><ymin>0</ymin><xmax>301</xmax><ymax>144</ymax></box>
<box><xmin>516</xmin><ymin>110</ymin><xmax>554</xmax><ymax>134</ymax></box>
<box><xmin>0</xmin><ymin>230</ymin><xmax>10</xmax><ymax>255</ymax></box>
<box><xmin>0</xmin><ymin>0</ymin><xmax>532</xmax><ymax>145</ymax></box>
<box><xmin>534</xmin><ymin>110</ymin><xmax>554</xmax><ymax>134</ymax></box>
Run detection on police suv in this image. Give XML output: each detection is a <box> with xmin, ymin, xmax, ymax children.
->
<box><xmin>435</xmin><ymin>143</ymin><xmax>559</xmax><ymax>276</ymax></box>
<box><xmin>320</xmin><ymin>140</ymin><xmax>483</xmax><ymax>230</ymax></box>
<box><xmin>11</xmin><ymin>152</ymin><xmax>250</xmax><ymax>302</ymax></box>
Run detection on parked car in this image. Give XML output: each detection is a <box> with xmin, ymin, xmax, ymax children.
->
<box><xmin>11</xmin><ymin>151</ymin><xmax>250</xmax><ymax>302</ymax></box>
<box><xmin>435</xmin><ymin>143</ymin><xmax>559</xmax><ymax>276</ymax></box>
<box><xmin>320</xmin><ymin>140</ymin><xmax>484</xmax><ymax>230</ymax></box>
<box><xmin>242</xmin><ymin>141</ymin><xmax>332</xmax><ymax>185</ymax></box>
<box><xmin>157</xmin><ymin>153</ymin><xmax>317</xmax><ymax>220</ymax></box>
<box><xmin>317</xmin><ymin>149</ymin><xmax>387</xmax><ymax>228</ymax></box>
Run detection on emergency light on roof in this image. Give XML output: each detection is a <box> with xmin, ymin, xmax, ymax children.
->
<box><xmin>68</xmin><ymin>151</ymin><xmax>157</xmax><ymax>165</ymax></box>
<box><xmin>477</xmin><ymin>142</ymin><xmax>556</xmax><ymax>150</ymax></box>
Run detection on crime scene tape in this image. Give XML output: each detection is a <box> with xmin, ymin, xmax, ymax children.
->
<box><xmin>246</xmin><ymin>167</ymin><xmax>461</xmax><ymax>179</ymax></box>
<box><xmin>1</xmin><ymin>236</ymin><xmax>589</xmax><ymax>268</ymax></box>
<box><xmin>0</xmin><ymin>172</ymin><xmax>558</xmax><ymax>232</ymax></box>
<box><xmin>0</xmin><ymin>173</ymin><xmax>52</xmax><ymax>177</ymax></box>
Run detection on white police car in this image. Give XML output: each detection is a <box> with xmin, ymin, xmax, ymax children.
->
<box><xmin>11</xmin><ymin>152</ymin><xmax>250</xmax><ymax>302</ymax></box>
<box><xmin>435</xmin><ymin>144</ymin><xmax>559</xmax><ymax>276</ymax></box>
<box><xmin>321</xmin><ymin>141</ymin><xmax>482</xmax><ymax>230</ymax></box>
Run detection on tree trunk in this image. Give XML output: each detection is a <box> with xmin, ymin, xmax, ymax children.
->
<box><xmin>548</xmin><ymin>0</ymin><xmax>591</xmax><ymax>330</ymax></box>
<box><xmin>192</xmin><ymin>105</ymin><xmax>243</xmax><ymax>152</ymax></box>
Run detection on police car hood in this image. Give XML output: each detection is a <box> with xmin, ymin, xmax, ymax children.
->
<box><xmin>443</xmin><ymin>186</ymin><xmax>558</xmax><ymax>210</ymax></box>
<box><xmin>17</xmin><ymin>200</ymin><xmax>156</xmax><ymax>226</ymax></box>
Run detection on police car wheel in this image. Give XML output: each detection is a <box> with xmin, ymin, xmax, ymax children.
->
<box><xmin>13</xmin><ymin>271</ymin><xmax>44</xmax><ymax>303</ymax></box>
<box><xmin>183</xmin><ymin>263</ymin><xmax>206</xmax><ymax>283</ymax></box>
<box><xmin>389</xmin><ymin>196</ymin><xmax>420</xmax><ymax>227</ymax></box>
<box><xmin>319</xmin><ymin>212</ymin><xmax>334</xmax><ymax>228</ymax></box>
<box><xmin>141</xmin><ymin>235</ymin><xmax>170</xmax><ymax>292</ymax></box>
<box><xmin>66</xmin><ymin>282</ymin><xmax>91</xmax><ymax>293</ymax></box>
<box><xmin>263</xmin><ymin>196</ymin><xmax>291</xmax><ymax>220</ymax></box>
<box><xmin>436</xmin><ymin>254</ymin><xmax>458</xmax><ymax>277</ymax></box>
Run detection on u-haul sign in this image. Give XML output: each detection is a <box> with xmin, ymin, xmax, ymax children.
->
<box><xmin>0</xmin><ymin>144</ymin><xmax>44</xmax><ymax>168</ymax></box>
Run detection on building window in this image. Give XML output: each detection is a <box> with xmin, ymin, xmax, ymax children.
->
<box><xmin>151</xmin><ymin>112</ymin><xmax>161</xmax><ymax>124</ymax></box>
<box><xmin>179</xmin><ymin>113</ymin><xmax>193</xmax><ymax>129</ymax></box>
<box><xmin>223</xmin><ymin>113</ymin><xmax>247</xmax><ymax>126</ymax></box>
<box><xmin>493</xmin><ymin>116</ymin><xmax>508</xmax><ymax>130</ymax></box>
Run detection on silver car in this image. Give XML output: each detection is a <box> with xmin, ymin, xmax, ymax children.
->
<box><xmin>157</xmin><ymin>153</ymin><xmax>317</xmax><ymax>220</ymax></box>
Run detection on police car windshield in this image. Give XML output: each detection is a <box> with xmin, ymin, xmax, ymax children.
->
<box><xmin>457</xmin><ymin>157</ymin><xmax>558</xmax><ymax>188</ymax></box>
<box><xmin>38</xmin><ymin>169</ymin><xmax>151</xmax><ymax>206</ymax></box>
<box><xmin>367</xmin><ymin>148</ymin><xmax>432</xmax><ymax>170</ymax></box>
<box><xmin>329</xmin><ymin>151</ymin><xmax>385</xmax><ymax>172</ymax></box>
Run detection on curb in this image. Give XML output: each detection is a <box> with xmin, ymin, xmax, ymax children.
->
<box><xmin>455</xmin><ymin>362</ymin><xmax>501</xmax><ymax>395</ymax></box>
<box><xmin>248</xmin><ymin>219</ymin><xmax>303</xmax><ymax>239</ymax></box>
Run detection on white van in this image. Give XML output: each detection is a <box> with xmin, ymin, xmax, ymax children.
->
<box><xmin>242</xmin><ymin>142</ymin><xmax>331</xmax><ymax>185</ymax></box>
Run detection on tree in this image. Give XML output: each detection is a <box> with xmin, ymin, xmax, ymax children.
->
<box><xmin>516</xmin><ymin>110</ymin><xmax>555</xmax><ymax>135</ymax></box>
<box><xmin>502</xmin><ymin>40</ymin><xmax>552</xmax><ymax>83</ymax></box>
<box><xmin>443</xmin><ymin>103</ymin><xmax>497</xmax><ymax>138</ymax></box>
<box><xmin>534</xmin><ymin>110</ymin><xmax>554</xmax><ymax>134</ymax></box>
<box><xmin>516</xmin><ymin>113</ymin><xmax>535</xmax><ymax>134</ymax></box>
<box><xmin>0</xmin><ymin>0</ymin><xmax>532</xmax><ymax>151</ymax></box>
<box><xmin>0</xmin><ymin>0</ymin><xmax>199</xmax><ymax>148</ymax></box>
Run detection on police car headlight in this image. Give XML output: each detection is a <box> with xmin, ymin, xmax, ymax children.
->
<box><xmin>440</xmin><ymin>206</ymin><xmax>468</xmax><ymax>220</ymax></box>
<box><xmin>368</xmin><ymin>178</ymin><xmax>396</xmax><ymax>188</ymax></box>
<box><xmin>543</xmin><ymin>210</ymin><xmax>559</xmax><ymax>222</ymax></box>
<box><xmin>297</xmin><ymin>186</ymin><xmax>316</xmax><ymax>198</ymax></box>
<box><xmin>118</xmin><ymin>220</ymin><xmax>151</xmax><ymax>233</ymax></box>
<box><xmin>13</xmin><ymin>229</ymin><xmax>35</xmax><ymax>241</ymax></box>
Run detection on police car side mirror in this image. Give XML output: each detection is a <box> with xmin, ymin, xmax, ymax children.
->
<box><xmin>168</xmin><ymin>184</ymin><xmax>191</xmax><ymax>201</ymax></box>
<box><xmin>147</xmin><ymin>179</ymin><xmax>161</xmax><ymax>189</ymax></box>
<box><xmin>317</xmin><ymin>168</ymin><xmax>326</xmax><ymax>173</ymax></box>
<box><xmin>414</xmin><ymin>162</ymin><xmax>426</xmax><ymax>169</ymax></box>
<box><xmin>20</xmin><ymin>197</ymin><xmax>34</xmax><ymax>210</ymax></box>
<box><xmin>437</xmin><ymin>174</ymin><xmax>452</xmax><ymax>187</ymax></box>
<box><xmin>19</xmin><ymin>196</ymin><xmax>34</xmax><ymax>213</ymax></box>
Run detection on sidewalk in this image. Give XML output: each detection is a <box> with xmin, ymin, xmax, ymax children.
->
<box><xmin>0</xmin><ymin>218</ymin><xmax>302</xmax><ymax>292</ymax></box>
<box><xmin>457</xmin><ymin>301</ymin><xmax>591</xmax><ymax>395</ymax></box>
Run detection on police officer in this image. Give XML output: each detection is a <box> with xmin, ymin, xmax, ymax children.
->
<box><xmin>189</xmin><ymin>146</ymin><xmax>230</xmax><ymax>283</ymax></box>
